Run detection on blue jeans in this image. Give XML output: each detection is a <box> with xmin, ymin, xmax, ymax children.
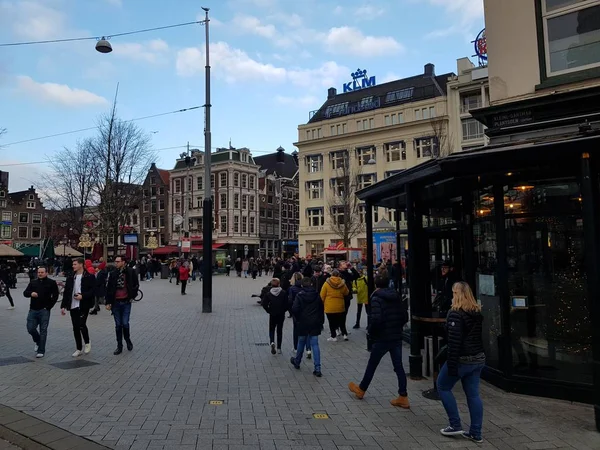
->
<box><xmin>27</xmin><ymin>309</ymin><xmax>50</xmax><ymax>354</ymax></box>
<box><xmin>294</xmin><ymin>335</ymin><xmax>321</xmax><ymax>372</ymax></box>
<box><xmin>360</xmin><ymin>340</ymin><xmax>407</xmax><ymax>395</ymax></box>
<box><xmin>437</xmin><ymin>362</ymin><xmax>484</xmax><ymax>438</ymax></box>
<box><xmin>112</xmin><ymin>301</ymin><xmax>132</xmax><ymax>329</ymax></box>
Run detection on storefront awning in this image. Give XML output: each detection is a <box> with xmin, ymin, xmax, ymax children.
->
<box><xmin>191</xmin><ymin>243</ymin><xmax>225</xmax><ymax>251</ymax></box>
<box><xmin>152</xmin><ymin>246</ymin><xmax>180</xmax><ymax>255</ymax></box>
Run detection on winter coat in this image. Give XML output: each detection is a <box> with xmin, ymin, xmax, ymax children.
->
<box><xmin>242</xmin><ymin>261</ymin><xmax>249</xmax><ymax>271</ymax></box>
<box><xmin>319</xmin><ymin>277</ymin><xmax>349</xmax><ymax>314</ymax></box>
<box><xmin>288</xmin><ymin>281</ymin><xmax>302</xmax><ymax>311</ymax></box>
<box><xmin>353</xmin><ymin>276</ymin><xmax>369</xmax><ymax>305</ymax></box>
<box><xmin>311</xmin><ymin>273</ymin><xmax>329</xmax><ymax>295</ymax></box>
<box><xmin>60</xmin><ymin>271</ymin><xmax>96</xmax><ymax>311</ymax></box>
<box><xmin>23</xmin><ymin>277</ymin><xmax>59</xmax><ymax>311</ymax></box>
<box><xmin>368</xmin><ymin>288</ymin><xmax>408</xmax><ymax>342</ymax></box>
<box><xmin>179</xmin><ymin>265</ymin><xmax>190</xmax><ymax>281</ymax></box>
<box><xmin>446</xmin><ymin>309</ymin><xmax>485</xmax><ymax>376</ymax></box>
<box><xmin>262</xmin><ymin>287</ymin><xmax>288</xmax><ymax>316</ymax></box>
<box><xmin>280</xmin><ymin>270</ymin><xmax>292</xmax><ymax>292</ymax></box>
<box><xmin>292</xmin><ymin>287</ymin><xmax>324</xmax><ymax>336</ymax></box>
<box><xmin>95</xmin><ymin>268</ymin><xmax>108</xmax><ymax>298</ymax></box>
<box><xmin>340</xmin><ymin>268</ymin><xmax>360</xmax><ymax>302</ymax></box>
<box><xmin>105</xmin><ymin>267</ymin><xmax>139</xmax><ymax>304</ymax></box>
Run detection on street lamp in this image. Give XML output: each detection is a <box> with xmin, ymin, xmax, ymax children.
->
<box><xmin>95</xmin><ymin>37</ymin><xmax>112</xmax><ymax>53</ymax></box>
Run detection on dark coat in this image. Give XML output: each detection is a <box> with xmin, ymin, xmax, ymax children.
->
<box><xmin>262</xmin><ymin>287</ymin><xmax>288</xmax><ymax>316</ymax></box>
<box><xmin>446</xmin><ymin>309</ymin><xmax>485</xmax><ymax>376</ymax></box>
<box><xmin>292</xmin><ymin>287</ymin><xmax>324</xmax><ymax>336</ymax></box>
<box><xmin>280</xmin><ymin>270</ymin><xmax>292</xmax><ymax>292</ymax></box>
<box><xmin>60</xmin><ymin>271</ymin><xmax>96</xmax><ymax>311</ymax></box>
<box><xmin>340</xmin><ymin>268</ymin><xmax>360</xmax><ymax>302</ymax></box>
<box><xmin>105</xmin><ymin>267</ymin><xmax>139</xmax><ymax>304</ymax></box>
<box><xmin>368</xmin><ymin>288</ymin><xmax>408</xmax><ymax>342</ymax></box>
<box><xmin>287</xmin><ymin>281</ymin><xmax>302</xmax><ymax>311</ymax></box>
<box><xmin>311</xmin><ymin>273</ymin><xmax>329</xmax><ymax>296</ymax></box>
<box><xmin>95</xmin><ymin>269</ymin><xmax>108</xmax><ymax>298</ymax></box>
<box><xmin>23</xmin><ymin>277</ymin><xmax>59</xmax><ymax>311</ymax></box>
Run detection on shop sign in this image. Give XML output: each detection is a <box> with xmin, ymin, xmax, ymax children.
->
<box><xmin>343</xmin><ymin>68</ymin><xmax>376</xmax><ymax>93</ymax></box>
<box><xmin>491</xmin><ymin>110</ymin><xmax>533</xmax><ymax>128</ymax></box>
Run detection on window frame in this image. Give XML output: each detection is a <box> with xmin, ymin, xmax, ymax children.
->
<box><xmin>385</xmin><ymin>141</ymin><xmax>406</xmax><ymax>162</ymax></box>
<box><xmin>32</xmin><ymin>213</ymin><xmax>42</xmax><ymax>224</ymax></box>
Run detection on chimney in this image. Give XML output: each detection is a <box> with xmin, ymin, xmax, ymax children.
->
<box><xmin>327</xmin><ymin>87</ymin><xmax>337</xmax><ymax>99</ymax></box>
<box><xmin>276</xmin><ymin>146</ymin><xmax>285</xmax><ymax>164</ymax></box>
<box><xmin>424</xmin><ymin>63</ymin><xmax>435</xmax><ymax>76</ymax></box>
<box><xmin>292</xmin><ymin>151</ymin><xmax>299</xmax><ymax>166</ymax></box>
<box><xmin>150</xmin><ymin>162</ymin><xmax>156</xmax><ymax>169</ymax></box>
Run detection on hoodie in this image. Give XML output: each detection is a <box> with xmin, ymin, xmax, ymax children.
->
<box><xmin>446</xmin><ymin>309</ymin><xmax>485</xmax><ymax>376</ymax></box>
<box><xmin>319</xmin><ymin>276</ymin><xmax>349</xmax><ymax>314</ymax></box>
<box><xmin>368</xmin><ymin>288</ymin><xmax>408</xmax><ymax>343</ymax></box>
<box><xmin>292</xmin><ymin>286</ymin><xmax>324</xmax><ymax>336</ymax></box>
<box><xmin>262</xmin><ymin>286</ymin><xmax>288</xmax><ymax>316</ymax></box>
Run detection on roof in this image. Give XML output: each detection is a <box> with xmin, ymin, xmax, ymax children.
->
<box><xmin>254</xmin><ymin>151</ymin><xmax>298</xmax><ymax>179</ymax></box>
<box><xmin>307</xmin><ymin>68</ymin><xmax>454</xmax><ymax>124</ymax></box>
<box><xmin>8</xmin><ymin>188</ymin><xmax>36</xmax><ymax>204</ymax></box>
<box><xmin>172</xmin><ymin>147</ymin><xmax>257</xmax><ymax>170</ymax></box>
<box><xmin>156</xmin><ymin>169</ymin><xmax>170</xmax><ymax>185</ymax></box>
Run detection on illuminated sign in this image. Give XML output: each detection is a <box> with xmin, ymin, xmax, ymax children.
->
<box><xmin>343</xmin><ymin>68</ymin><xmax>376</xmax><ymax>93</ymax></box>
<box><xmin>472</xmin><ymin>29</ymin><xmax>487</xmax><ymax>66</ymax></box>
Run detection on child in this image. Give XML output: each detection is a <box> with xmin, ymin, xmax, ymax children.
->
<box><xmin>262</xmin><ymin>278</ymin><xmax>287</xmax><ymax>355</ymax></box>
<box><xmin>290</xmin><ymin>277</ymin><xmax>325</xmax><ymax>377</ymax></box>
<box><xmin>353</xmin><ymin>270</ymin><xmax>369</xmax><ymax>329</ymax></box>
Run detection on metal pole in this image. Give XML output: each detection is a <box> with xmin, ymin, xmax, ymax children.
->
<box><xmin>201</xmin><ymin>7</ymin><xmax>212</xmax><ymax>313</ymax></box>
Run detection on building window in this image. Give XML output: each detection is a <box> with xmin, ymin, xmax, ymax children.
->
<box><xmin>175</xmin><ymin>200</ymin><xmax>181</xmax><ymax>214</ymax></box>
<box><xmin>356</xmin><ymin>146</ymin><xmax>376</xmax><ymax>166</ymax></box>
<box><xmin>26</xmin><ymin>201</ymin><xmax>35</xmax><ymax>209</ymax></box>
<box><xmin>0</xmin><ymin>191</ymin><xmax>4</xmax><ymax>198</ymax></box>
<box><xmin>385</xmin><ymin>115</ymin><xmax>392</xmax><ymax>126</ymax></box>
<box><xmin>331</xmin><ymin>151</ymin><xmax>347</xmax><ymax>170</ymax></box>
<box><xmin>234</xmin><ymin>215</ymin><xmax>240</xmax><ymax>233</ymax></box>
<box><xmin>307</xmin><ymin>208</ymin><xmax>324</xmax><ymax>227</ymax></box>
<box><xmin>32</xmin><ymin>213</ymin><xmax>42</xmax><ymax>224</ymax></box>
<box><xmin>242</xmin><ymin>195</ymin><xmax>247</xmax><ymax>210</ymax></box>
<box><xmin>187</xmin><ymin>177</ymin><xmax>192</xmax><ymax>193</ymax></box>
<box><xmin>423</xmin><ymin>108</ymin><xmax>430</xmax><ymax>120</ymax></box>
<box><xmin>415</xmin><ymin>109</ymin><xmax>422</xmax><ymax>120</ymax></box>
<box><xmin>331</xmin><ymin>206</ymin><xmax>346</xmax><ymax>225</ymax></box>
<box><xmin>249</xmin><ymin>196</ymin><xmax>255</xmax><ymax>210</ymax></box>
<box><xmin>462</xmin><ymin>118</ymin><xmax>485</xmax><ymax>140</ymax></box>
<box><xmin>143</xmin><ymin>202</ymin><xmax>149</xmax><ymax>213</ymax></box>
<box><xmin>429</xmin><ymin>106</ymin><xmax>436</xmax><ymax>118</ymax></box>
<box><xmin>385</xmin><ymin>142</ymin><xmax>406</xmax><ymax>162</ymax></box>
<box><xmin>18</xmin><ymin>226</ymin><xmax>27</xmax><ymax>238</ymax></box>
<box><xmin>158</xmin><ymin>215</ymin><xmax>165</xmax><ymax>228</ymax></box>
<box><xmin>211</xmin><ymin>174</ymin><xmax>215</xmax><ymax>188</ymax></box>
<box><xmin>197</xmin><ymin>176</ymin><xmax>203</xmax><ymax>190</ymax></box>
<box><xmin>19</xmin><ymin>213</ymin><xmax>28</xmax><ymax>223</ymax></box>
<box><xmin>242</xmin><ymin>174</ymin><xmax>247</xmax><ymax>188</ymax></box>
<box><xmin>1</xmin><ymin>225</ymin><xmax>10</xmax><ymax>238</ymax></box>
<box><xmin>144</xmin><ymin>217</ymin><xmax>150</xmax><ymax>229</ymax></box>
<box><xmin>234</xmin><ymin>193</ymin><xmax>240</xmax><ymax>209</ymax></box>
<box><xmin>2</xmin><ymin>211</ymin><xmax>11</xmax><ymax>222</ymax></box>
<box><xmin>151</xmin><ymin>200</ymin><xmax>157</xmax><ymax>214</ymax></box>
<box><xmin>541</xmin><ymin>1</ymin><xmax>600</xmax><ymax>76</ymax></box>
<box><xmin>150</xmin><ymin>176</ymin><xmax>156</xmax><ymax>185</ymax></box>
<box><xmin>249</xmin><ymin>176</ymin><xmax>255</xmax><ymax>189</ymax></box>
<box><xmin>174</xmin><ymin>179</ymin><xmax>181</xmax><ymax>193</ymax></box>
<box><xmin>242</xmin><ymin>215</ymin><xmax>248</xmax><ymax>233</ymax></box>
<box><xmin>220</xmin><ymin>193</ymin><xmax>227</xmax><ymax>209</ymax></box>
<box><xmin>220</xmin><ymin>172</ymin><xmax>227</xmax><ymax>187</ymax></box>
<box><xmin>306</xmin><ymin>155</ymin><xmax>323</xmax><ymax>173</ymax></box>
<box><xmin>132</xmin><ymin>214</ymin><xmax>138</xmax><ymax>225</ymax></box>
<box><xmin>159</xmin><ymin>187</ymin><xmax>164</xmax><ymax>195</ymax></box>
<box><xmin>306</xmin><ymin>130</ymin><xmax>311</xmax><ymax>140</ymax></box>
<box><xmin>307</xmin><ymin>180</ymin><xmax>323</xmax><ymax>200</ymax></box>
<box><xmin>233</xmin><ymin>172</ymin><xmax>239</xmax><ymax>187</ymax></box>
<box><xmin>151</xmin><ymin>186</ymin><xmax>157</xmax><ymax>196</ymax></box>
<box><xmin>250</xmin><ymin>216</ymin><xmax>255</xmax><ymax>234</ymax></box>
<box><xmin>220</xmin><ymin>215</ymin><xmax>227</xmax><ymax>233</ymax></box>
<box><xmin>331</xmin><ymin>177</ymin><xmax>348</xmax><ymax>197</ymax></box>
<box><xmin>0</xmin><ymin>200</ymin><xmax>5</xmax><ymax>208</ymax></box>
<box><xmin>358</xmin><ymin>173</ymin><xmax>377</xmax><ymax>190</ymax></box>
<box><xmin>461</xmin><ymin>93</ymin><xmax>482</xmax><ymax>113</ymax></box>
<box><xmin>398</xmin><ymin>112</ymin><xmax>404</xmax><ymax>123</ymax></box>
<box><xmin>415</xmin><ymin>137</ymin><xmax>436</xmax><ymax>158</ymax></box>
<box><xmin>159</xmin><ymin>199</ymin><xmax>165</xmax><ymax>211</ymax></box>
<box><xmin>268</xmin><ymin>195</ymin><xmax>273</xmax><ymax>204</ymax></box>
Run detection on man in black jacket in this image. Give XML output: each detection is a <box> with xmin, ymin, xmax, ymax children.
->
<box><xmin>262</xmin><ymin>278</ymin><xmax>287</xmax><ymax>355</ymax></box>
<box><xmin>290</xmin><ymin>277</ymin><xmax>324</xmax><ymax>377</ymax></box>
<box><xmin>23</xmin><ymin>266</ymin><xmax>59</xmax><ymax>358</ymax></box>
<box><xmin>349</xmin><ymin>275</ymin><xmax>410</xmax><ymax>408</ymax></box>
<box><xmin>340</xmin><ymin>261</ymin><xmax>359</xmax><ymax>334</ymax></box>
<box><xmin>106</xmin><ymin>257</ymin><xmax>139</xmax><ymax>355</ymax></box>
<box><xmin>61</xmin><ymin>258</ymin><xmax>96</xmax><ymax>357</ymax></box>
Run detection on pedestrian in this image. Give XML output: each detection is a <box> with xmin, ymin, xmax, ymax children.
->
<box><xmin>437</xmin><ymin>281</ymin><xmax>485</xmax><ymax>444</ymax></box>
<box><xmin>319</xmin><ymin>269</ymin><xmax>349</xmax><ymax>342</ymax></box>
<box><xmin>90</xmin><ymin>262</ymin><xmax>107</xmax><ymax>315</ymax></box>
<box><xmin>60</xmin><ymin>258</ymin><xmax>95</xmax><ymax>357</ymax></box>
<box><xmin>289</xmin><ymin>272</ymin><xmax>310</xmax><ymax>356</ymax></box>
<box><xmin>23</xmin><ymin>266</ymin><xmax>59</xmax><ymax>358</ymax></box>
<box><xmin>340</xmin><ymin>261</ymin><xmax>360</xmax><ymax>335</ymax></box>
<box><xmin>352</xmin><ymin>270</ymin><xmax>369</xmax><ymax>329</ymax></box>
<box><xmin>179</xmin><ymin>262</ymin><xmax>190</xmax><ymax>295</ymax></box>
<box><xmin>242</xmin><ymin>258</ymin><xmax>249</xmax><ymax>278</ymax></box>
<box><xmin>0</xmin><ymin>264</ymin><xmax>15</xmax><ymax>310</ymax></box>
<box><xmin>348</xmin><ymin>274</ymin><xmax>410</xmax><ymax>408</ymax></box>
<box><xmin>290</xmin><ymin>277</ymin><xmax>324</xmax><ymax>377</ymax></box>
<box><xmin>106</xmin><ymin>257</ymin><xmax>139</xmax><ymax>355</ymax></box>
<box><xmin>261</xmin><ymin>278</ymin><xmax>287</xmax><ymax>355</ymax></box>
<box><xmin>169</xmin><ymin>259</ymin><xmax>177</xmax><ymax>283</ymax></box>
<box><xmin>225</xmin><ymin>256</ymin><xmax>232</xmax><ymax>276</ymax></box>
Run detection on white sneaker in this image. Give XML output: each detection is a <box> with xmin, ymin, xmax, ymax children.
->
<box><xmin>36</xmin><ymin>353</ymin><xmax>44</xmax><ymax>358</ymax></box>
<box><xmin>327</xmin><ymin>337</ymin><xmax>337</xmax><ymax>342</ymax></box>
<box><xmin>84</xmin><ymin>343</ymin><xmax>91</xmax><ymax>354</ymax></box>
<box><xmin>7</xmin><ymin>306</ymin><xmax>15</xmax><ymax>310</ymax></box>
<box><xmin>34</xmin><ymin>344</ymin><xmax>38</xmax><ymax>352</ymax></box>
<box><xmin>343</xmin><ymin>335</ymin><xmax>349</xmax><ymax>341</ymax></box>
<box><xmin>307</xmin><ymin>350</ymin><xmax>312</xmax><ymax>359</ymax></box>
<box><xmin>72</xmin><ymin>350</ymin><xmax>83</xmax><ymax>357</ymax></box>
<box><xmin>277</xmin><ymin>349</ymin><xmax>282</xmax><ymax>354</ymax></box>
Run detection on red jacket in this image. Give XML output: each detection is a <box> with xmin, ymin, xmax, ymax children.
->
<box><xmin>179</xmin><ymin>266</ymin><xmax>190</xmax><ymax>281</ymax></box>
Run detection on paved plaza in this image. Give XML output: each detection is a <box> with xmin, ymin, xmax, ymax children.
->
<box><xmin>0</xmin><ymin>274</ymin><xmax>599</xmax><ymax>450</ymax></box>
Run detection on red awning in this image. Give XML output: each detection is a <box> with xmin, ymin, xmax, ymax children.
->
<box><xmin>191</xmin><ymin>243</ymin><xmax>225</xmax><ymax>251</ymax></box>
<box><xmin>152</xmin><ymin>246</ymin><xmax>180</xmax><ymax>255</ymax></box>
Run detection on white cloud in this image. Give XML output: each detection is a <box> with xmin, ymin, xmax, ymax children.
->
<box><xmin>267</xmin><ymin>12</ymin><xmax>303</xmax><ymax>28</ymax></box>
<box><xmin>16</xmin><ymin>76</ymin><xmax>108</xmax><ymax>107</ymax></box>
<box><xmin>0</xmin><ymin>1</ymin><xmax>68</xmax><ymax>40</ymax></box>
<box><xmin>275</xmin><ymin>95</ymin><xmax>319</xmax><ymax>108</ymax></box>
<box><xmin>176</xmin><ymin>42</ymin><xmax>347</xmax><ymax>88</ymax></box>
<box><xmin>112</xmin><ymin>39</ymin><xmax>169</xmax><ymax>64</ymax></box>
<box><xmin>231</xmin><ymin>15</ymin><xmax>276</xmax><ymax>38</ymax></box>
<box><xmin>324</xmin><ymin>27</ymin><xmax>403</xmax><ymax>57</ymax></box>
<box><xmin>429</xmin><ymin>0</ymin><xmax>483</xmax><ymax>26</ymax></box>
<box><xmin>354</xmin><ymin>5</ymin><xmax>385</xmax><ymax>19</ymax></box>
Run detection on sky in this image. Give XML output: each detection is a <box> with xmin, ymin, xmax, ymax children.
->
<box><xmin>0</xmin><ymin>0</ymin><xmax>484</xmax><ymax>192</ymax></box>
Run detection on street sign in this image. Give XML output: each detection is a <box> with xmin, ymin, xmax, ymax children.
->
<box><xmin>181</xmin><ymin>237</ymin><xmax>191</xmax><ymax>252</ymax></box>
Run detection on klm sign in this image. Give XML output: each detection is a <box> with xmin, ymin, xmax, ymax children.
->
<box><xmin>343</xmin><ymin>68</ymin><xmax>376</xmax><ymax>93</ymax></box>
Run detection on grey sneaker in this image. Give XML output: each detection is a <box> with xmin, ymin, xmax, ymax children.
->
<box><xmin>440</xmin><ymin>426</ymin><xmax>463</xmax><ymax>436</ymax></box>
<box><xmin>462</xmin><ymin>432</ymin><xmax>483</xmax><ymax>443</ymax></box>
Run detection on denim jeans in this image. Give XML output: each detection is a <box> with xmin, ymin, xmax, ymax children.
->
<box><xmin>437</xmin><ymin>362</ymin><xmax>485</xmax><ymax>438</ymax></box>
<box><xmin>360</xmin><ymin>340</ymin><xmax>407</xmax><ymax>395</ymax></box>
<box><xmin>27</xmin><ymin>309</ymin><xmax>50</xmax><ymax>354</ymax></box>
<box><xmin>294</xmin><ymin>335</ymin><xmax>321</xmax><ymax>372</ymax></box>
<box><xmin>112</xmin><ymin>301</ymin><xmax>132</xmax><ymax>329</ymax></box>
<box><xmin>292</xmin><ymin>322</ymin><xmax>311</xmax><ymax>351</ymax></box>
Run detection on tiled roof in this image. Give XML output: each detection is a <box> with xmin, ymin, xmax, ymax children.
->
<box><xmin>157</xmin><ymin>169</ymin><xmax>170</xmax><ymax>185</ymax></box>
<box><xmin>254</xmin><ymin>152</ymin><xmax>298</xmax><ymax>179</ymax></box>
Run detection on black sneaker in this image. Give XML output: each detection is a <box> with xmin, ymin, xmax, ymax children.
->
<box><xmin>126</xmin><ymin>340</ymin><xmax>133</xmax><ymax>351</ymax></box>
<box><xmin>270</xmin><ymin>343</ymin><xmax>276</xmax><ymax>355</ymax></box>
<box><xmin>462</xmin><ymin>432</ymin><xmax>483</xmax><ymax>443</ymax></box>
<box><xmin>352</xmin><ymin>324</ymin><xmax>360</xmax><ymax>329</ymax></box>
<box><xmin>440</xmin><ymin>426</ymin><xmax>463</xmax><ymax>436</ymax></box>
<box><xmin>113</xmin><ymin>347</ymin><xmax>123</xmax><ymax>355</ymax></box>
<box><xmin>313</xmin><ymin>370</ymin><xmax>322</xmax><ymax>377</ymax></box>
<box><xmin>290</xmin><ymin>357</ymin><xmax>300</xmax><ymax>369</ymax></box>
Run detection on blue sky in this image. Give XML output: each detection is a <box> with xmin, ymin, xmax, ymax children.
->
<box><xmin>0</xmin><ymin>0</ymin><xmax>484</xmax><ymax>192</ymax></box>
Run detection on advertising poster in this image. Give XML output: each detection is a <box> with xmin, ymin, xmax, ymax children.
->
<box><xmin>373</xmin><ymin>232</ymin><xmax>397</xmax><ymax>264</ymax></box>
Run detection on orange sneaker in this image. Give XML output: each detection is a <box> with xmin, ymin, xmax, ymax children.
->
<box><xmin>390</xmin><ymin>395</ymin><xmax>410</xmax><ymax>409</ymax></box>
<box><xmin>348</xmin><ymin>382</ymin><xmax>365</xmax><ymax>399</ymax></box>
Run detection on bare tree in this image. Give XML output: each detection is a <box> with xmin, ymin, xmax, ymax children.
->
<box><xmin>327</xmin><ymin>152</ymin><xmax>364</xmax><ymax>247</ymax></box>
<box><xmin>89</xmin><ymin>103</ymin><xmax>155</xmax><ymax>256</ymax></box>
<box><xmin>430</xmin><ymin>117</ymin><xmax>454</xmax><ymax>158</ymax></box>
<box><xmin>40</xmin><ymin>139</ymin><xmax>98</xmax><ymax>238</ymax></box>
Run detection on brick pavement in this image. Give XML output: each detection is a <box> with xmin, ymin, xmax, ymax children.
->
<box><xmin>0</xmin><ymin>274</ymin><xmax>599</xmax><ymax>450</ymax></box>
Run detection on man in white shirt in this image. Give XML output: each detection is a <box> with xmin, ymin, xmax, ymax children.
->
<box><xmin>61</xmin><ymin>258</ymin><xmax>94</xmax><ymax>357</ymax></box>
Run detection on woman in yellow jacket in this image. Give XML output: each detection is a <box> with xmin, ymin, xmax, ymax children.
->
<box><xmin>352</xmin><ymin>271</ymin><xmax>369</xmax><ymax>329</ymax></box>
<box><xmin>320</xmin><ymin>269</ymin><xmax>350</xmax><ymax>341</ymax></box>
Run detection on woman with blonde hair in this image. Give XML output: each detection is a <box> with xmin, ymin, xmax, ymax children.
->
<box><xmin>437</xmin><ymin>281</ymin><xmax>485</xmax><ymax>444</ymax></box>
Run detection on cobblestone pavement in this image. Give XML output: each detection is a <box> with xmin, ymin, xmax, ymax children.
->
<box><xmin>0</xmin><ymin>439</ymin><xmax>20</xmax><ymax>450</ymax></box>
<box><xmin>0</xmin><ymin>274</ymin><xmax>599</xmax><ymax>450</ymax></box>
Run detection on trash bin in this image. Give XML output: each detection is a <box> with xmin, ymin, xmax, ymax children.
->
<box><xmin>161</xmin><ymin>263</ymin><xmax>169</xmax><ymax>279</ymax></box>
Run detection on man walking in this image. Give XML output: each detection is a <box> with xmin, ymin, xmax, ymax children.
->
<box><xmin>348</xmin><ymin>275</ymin><xmax>410</xmax><ymax>408</ymax></box>
<box><xmin>106</xmin><ymin>257</ymin><xmax>139</xmax><ymax>355</ymax></box>
<box><xmin>23</xmin><ymin>266</ymin><xmax>59</xmax><ymax>358</ymax></box>
<box><xmin>61</xmin><ymin>258</ymin><xmax>95</xmax><ymax>357</ymax></box>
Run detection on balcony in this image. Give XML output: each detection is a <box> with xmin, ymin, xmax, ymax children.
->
<box><xmin>460</xmin><ymin>99</ymin><xmax>483</xmax><ymax>114</ymax></box>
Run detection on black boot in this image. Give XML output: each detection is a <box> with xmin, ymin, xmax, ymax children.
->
<box><xmin>123</xmin><ymin>327</ymin><xmax>133</xmax><ymax>351</ymax></box>
<box><xmin>114</xmin><ymin>326</ymin><xmax>123</xmax><ymax>355</ymax></box>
